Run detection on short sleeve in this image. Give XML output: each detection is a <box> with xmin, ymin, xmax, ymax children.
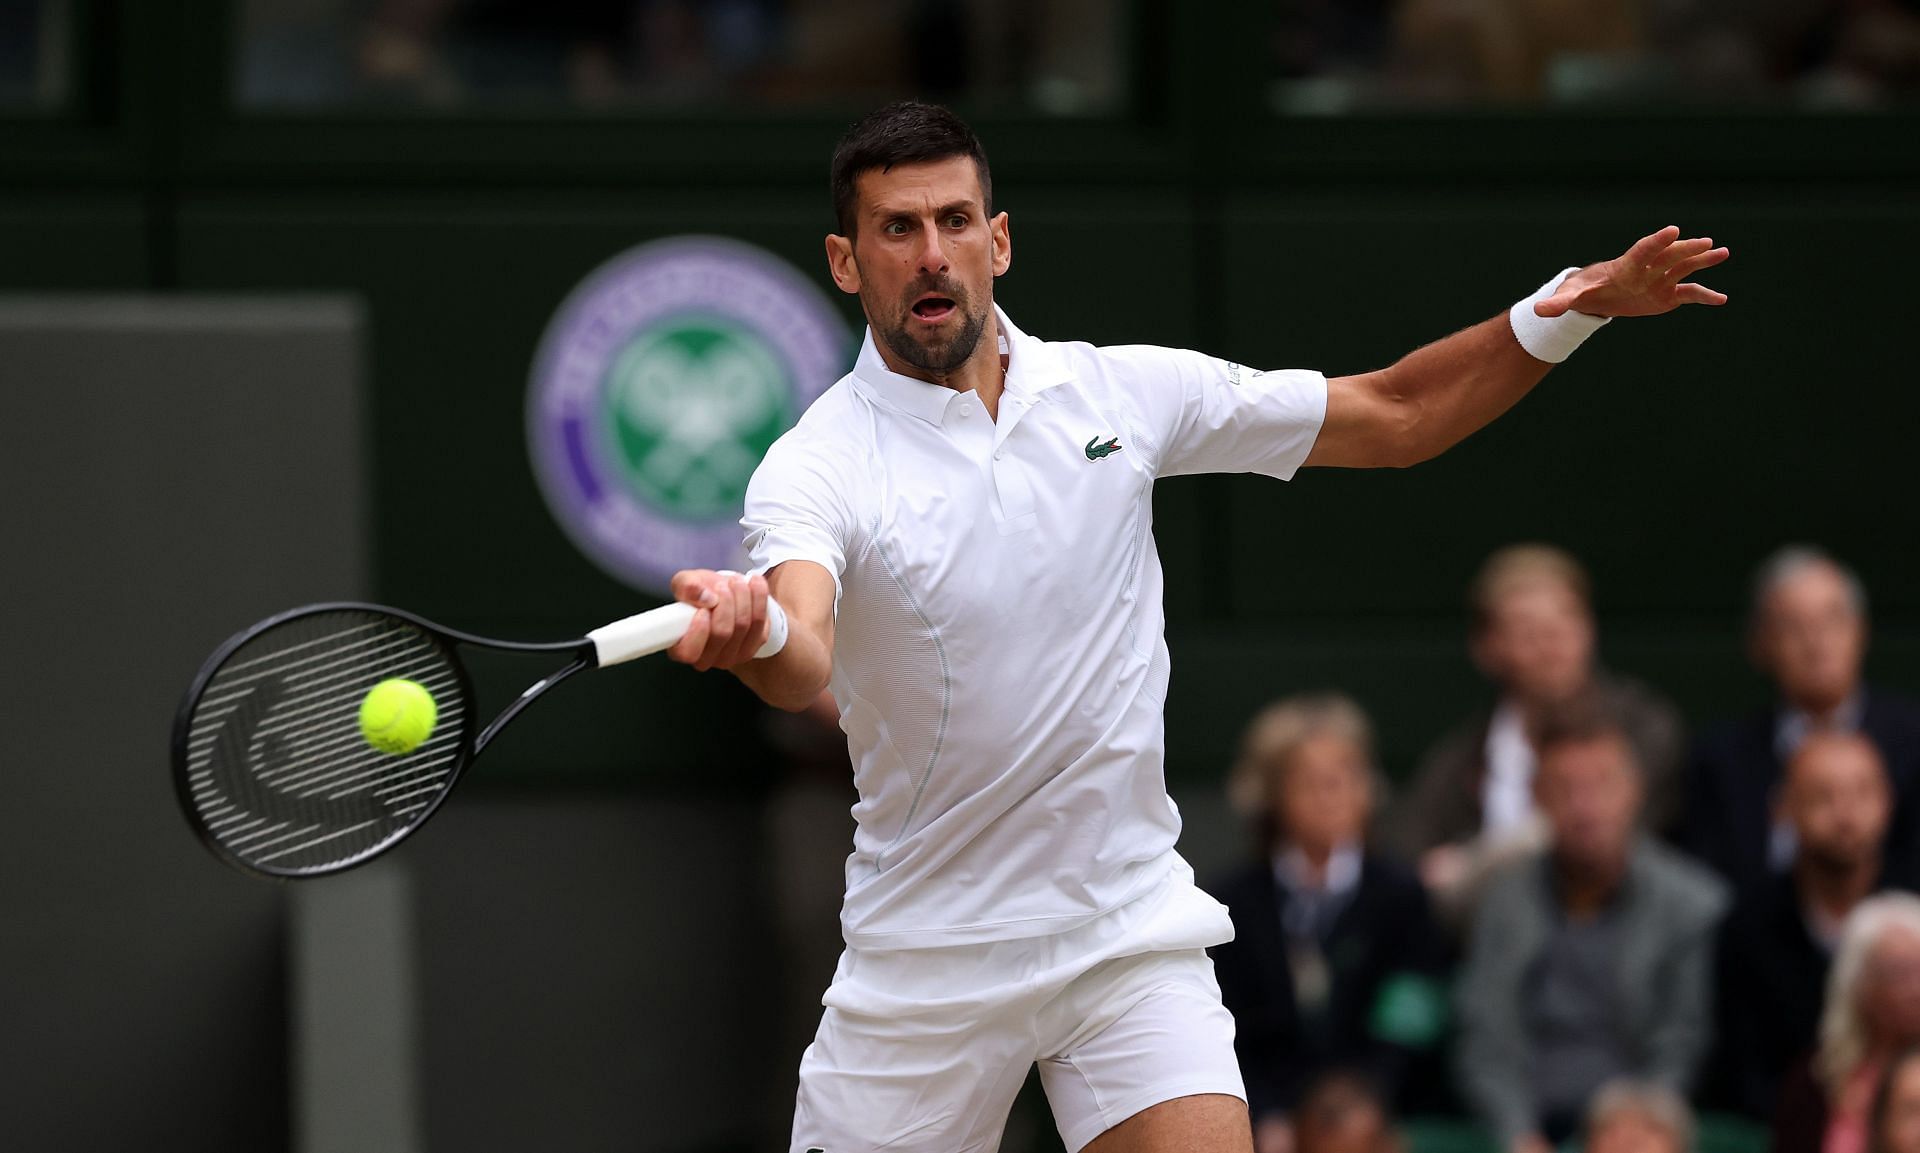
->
<box><xmin>740</xmin><ymin>432</ymin><xmax>855</xmax><ymax>603</ymax></box>
<box><xmin>1117</xmin><ymin>346</ymin><xmax>1327</xmax><ymax>480</ymax></box>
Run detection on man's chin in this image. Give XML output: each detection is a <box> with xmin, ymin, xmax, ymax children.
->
<box><xmin>895</xmin><ymin>329</ymin><xmax>977</xmax><ymax>373</ymax></box>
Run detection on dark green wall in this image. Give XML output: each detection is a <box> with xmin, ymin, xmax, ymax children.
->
<box><xmin>9</xmin><ymin>0</ymin><xmax>1920</xmax><ymax>788</ymax></box>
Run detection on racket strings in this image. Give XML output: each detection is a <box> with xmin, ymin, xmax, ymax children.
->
<box><xmin>182</xmin><ymin>609</ymin><xmax>469</xmax><ymax>873</ymax></box>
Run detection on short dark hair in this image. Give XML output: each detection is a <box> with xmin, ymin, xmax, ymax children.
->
<box><xmin>1529</xmin><ymin>692</ymin><xmax>1638</xmax><ymax>771</ymax></box>
<box><xmin>830</xmin><ymin>100</ymin><xmax>992</xmax><ymax>237</ymax></box>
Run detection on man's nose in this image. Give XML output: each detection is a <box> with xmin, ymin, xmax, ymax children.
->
<box><xmin>915</xmin><ymin>224</ymin><xmax>949</xmax><ymax>275</ymax></box>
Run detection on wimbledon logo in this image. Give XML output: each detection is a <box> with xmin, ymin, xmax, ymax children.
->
<box><xmin>528</xmin><ymin>236</ymin><xmax>851</xmax><ymax>595</ymax></box>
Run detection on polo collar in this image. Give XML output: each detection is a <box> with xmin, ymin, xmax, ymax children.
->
<box><xmin>851</xmin><ymin>305</ymin><xmax>1072</xmax><ymax>425</ymax></box>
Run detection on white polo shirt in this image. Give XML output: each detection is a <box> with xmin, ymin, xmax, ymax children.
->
<box><xmin>743</xmin><ymin>306</ymin><xmax>1327</xmax><ymax>950</ymax></box>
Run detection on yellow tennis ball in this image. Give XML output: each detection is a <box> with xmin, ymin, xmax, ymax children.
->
<box><xmin>359</xmin><ymin>678</ymin><xmax>438</xmax><ymax>755</ymax></box>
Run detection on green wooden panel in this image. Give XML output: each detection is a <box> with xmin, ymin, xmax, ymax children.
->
<box><xmin>1212</xmin><ymin>193</ymin><xmax>1920</xmax><ymax>621</ymax></box>
<box><xmin>0</xmin><ymin>194</ymin><xmax>149</xmax><ymax>288</ymax></box>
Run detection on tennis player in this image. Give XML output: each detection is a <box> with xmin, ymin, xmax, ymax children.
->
<box><xmin>667</xmin><ymin>101</ymin><xmax>1729</xmax><ymax>1153</ymax></box>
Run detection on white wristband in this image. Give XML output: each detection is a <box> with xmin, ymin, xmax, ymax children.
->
<box><xmin>756</xmin><ymin>595</ymin><xmax>789</xmax><ymax>659</ymax></box>
<box><xmin>1509</xmin><ymin>267</ymin><xmax>1611</xmax><ymax>363</ymax></box>
<box><xmin>717</xmin><ymin>570</ymin><xmax>789</xmax><ymax>659</ymax></box>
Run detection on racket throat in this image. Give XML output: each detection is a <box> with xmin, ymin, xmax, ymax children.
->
<box><xmin>473</xmin><ymin>654</ymin><xmax>592</xmax><ymax>755</ymax></box>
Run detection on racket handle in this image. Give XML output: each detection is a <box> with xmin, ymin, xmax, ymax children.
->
<box><xmin>586</xmin><ymin>597</ymin><xmax>789</xmax><ymax>667</ymax></box>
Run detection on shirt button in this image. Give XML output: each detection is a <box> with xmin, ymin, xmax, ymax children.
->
<box><xmin>994</xmin><ymin>448</ymin><xmax>1004</xmax><ymax>459</ymax></box>
<box><xmin>959</xmin><ymin>404</ymin><xmax>972</xmax><ymax>417</ymax></box>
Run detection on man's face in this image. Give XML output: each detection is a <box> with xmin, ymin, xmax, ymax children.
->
<box><xmin>1587</xmin><ymin>1113</ymin><xmax>1682</xmax><ymax>1153</ymax></box>
<box><xmin>1273</xmin><ymin>733</ymin><xmax>1372</xmax><ymax>857</ymax></box>
<box><xmin>1535</xmin><ymin>735</ymin><xmax>1641</xmax><ymax>874</ymax></box>
<box><xmin>1755</xmin><ymin>563</ymin><xmax>1866</xmax><ymax>714</ymax></box>
<box><xmin>1782</xmin><ymin>733</ymin><xmax>1890</xmax><ymax>871</ymax></box>
<box><xmin>824</xmin><ymin>155</ymin><xmax>1010</xmax><ymax>378</ymax></box>
<box><xmin>1472</xmin><ymin>581</ymin><xmax>1594</xmax><ymax>706</ymax></box>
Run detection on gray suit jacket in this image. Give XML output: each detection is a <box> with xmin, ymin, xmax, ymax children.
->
<box><xmin>1454</xmin><ymin>838</ymin><xmax>1730</xmax><ymax>1142</ymax></box>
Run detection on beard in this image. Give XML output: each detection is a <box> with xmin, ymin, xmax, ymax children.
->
<box><xmin>1799</xmin><ymin>835</ymin><xmax>1876</xmax><ymax>875</ymax></box>
<box><xmin>868</xmin><ymin>275</ymin><xmax>988</xmax><ymax>376</ymax></box>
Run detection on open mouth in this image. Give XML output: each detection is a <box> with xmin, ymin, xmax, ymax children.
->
<box><xmin>911</xmin><ymin>295</ymin><xmax>957</xmax><ymax>323</ymax></box>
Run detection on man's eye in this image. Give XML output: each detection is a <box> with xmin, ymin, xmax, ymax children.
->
<box><xmin>885</xmin><ymin>221</ymin><xmax>909</xmax><ymax>236</ymax></box>
<box><xmin>946</xmin><ymin>215</ymin><xmax>967</xmax><ymax>228</ymax></box>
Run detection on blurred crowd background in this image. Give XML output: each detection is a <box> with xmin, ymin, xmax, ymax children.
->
<box><xmin>6</xmin><ymin>0</ymin><xmax>1917</xmax><ymax>113</ymax></box>
<box><xmin>224</xmin><ymin>0</ymin><xmax>1920</xmax><ymax>113</ymax></box>
<box><xmin>1207</xmin><ymin>543</ymin><xmax>1920</xmax><ymax>1153</ymax></box>
<box><xmin>3</xmin><ymin>2</ymin><xmax>1920</xmax><ymax>1152</ymax></box>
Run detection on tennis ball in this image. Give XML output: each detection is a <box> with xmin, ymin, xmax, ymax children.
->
<box><xmin>359</xmin><ymin>678</ymin><xmax>438</xmax><ymax>755</ymax></box>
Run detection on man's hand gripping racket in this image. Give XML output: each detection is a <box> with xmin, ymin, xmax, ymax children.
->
<box><xmin>171</xmin><ymin>572</ymin><xmax>785</xmax><ymax>880</ymax></box>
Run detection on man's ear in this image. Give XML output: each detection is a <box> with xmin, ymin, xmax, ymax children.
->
<box><xmin>825</xmin><ymin>233</ymin><xmax>861</xmax><ymax>295</ymax></box>
<box><xmin>989</xmin><ymin>211</ymin><xmax>1012</xmax><ymax>277</ymax></box>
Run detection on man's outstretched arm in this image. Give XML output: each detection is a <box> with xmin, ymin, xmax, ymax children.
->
<box><xmin>1303</xmin><ymin>226</ymin><xmax>1730</xmax><ymax>470</ymax></box>
<box><xmin>666</xmin><ymin>560</ymin><xmax>837</xmax><ymax>712</ymax></box>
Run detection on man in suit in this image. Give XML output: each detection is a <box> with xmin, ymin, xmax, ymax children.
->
<box><xmin>1710</xmin><ymin>731</ymin><xmax>1895</xmax><ymax>1118</ymax></box>
<box><xmin>1211</xmin><ymin>695</ymin><xmax>1449</xmax><ymax>1153</ymax></box>
<box><xmin>1387</xmin><ymin>545</ymin><xmax>1685</xmax><ymax>914</ymax></box>
<box><xmin>1455</xmin><ymin>694</ymin><xmax>1728</xmax><ymax>1153</ymax></box>
<box><xmin>1685</xmin><ymin>546</ymin><xmax>1920</xmax><ymax>903</ymax></box>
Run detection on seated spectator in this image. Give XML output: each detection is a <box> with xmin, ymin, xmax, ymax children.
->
<box><xmin>1212</xmin><ymin>694</ymin><xmax>1449</xmax><ymax>1153</ymax></box>
<box><xmin>1586</xmin><ymin>1081</ymin><xmax>1697</xmax><ymax>1153</ymax></box>
<box><xmin>1387</xmin><ymin>544</ymin><xmax>1684</xmax><ymax>914</ymax></box>
<box><xmin>1713</xmin><ymin>732</ymin><xmax>1896</xmax><ymax>1118</ymax></box>
<box><xmin>1455</xmin><ymin>695</ymin><xmax>1728</xmax><ymax>1152</ymax></box>
<box><xmin>1391</xmin><ymin>0</ymin><xmax>1642</xmax><ymax>104</ymax></box>
<box><xmin>1775</xmin><ymin>895</ymin><xmax>1920</xmax><ymax>1153</ymax></box>
<box><xmin>1686</xmin><ymin>546</ymin><xmax>1920</xmax><ymax>904</ymax></box>
<box><xmin>1294</xmin><ymin>1071</ymin><xmax>1406</xmax><ymax>1153</ymax></box>
<box><xmin>1871</xmin><ymin>1043</ymin><xmax>1920</xmax><ymax>1153</ymax></box>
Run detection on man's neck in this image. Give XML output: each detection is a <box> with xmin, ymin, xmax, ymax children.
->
<box><xmin>1785</xmin><ymin>685</ymin><xmax>1862</xmax><ymax>728</ymax></box>
<box><xmin>1555</xmin><ymin>855</ymin><xmax>1627</xmax><ymax>919</ymax></box>
<box><xmin>1295</xmin><ymin>841</ymin><xmax>1334</xmax><ymax>879</ymax></box>
<box><xmin>1797</xmin><ymin>852</ymin><xmax>1879</xmax><ymax>928</ymax></box>
<box><xmin>1276</xmin><ymin>840</ymin><xmax>1360</xmax><ymax>894</ymax></box>
<box><xmin>873</xmin><ymin>314</ymin><xmax>1006</xmax><ymax>419</ymax></box>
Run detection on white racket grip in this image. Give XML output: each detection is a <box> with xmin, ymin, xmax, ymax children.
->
<box><xmin>585</xmin><ymin>597</ymin><xmax>788</xmax><ymax>667</ymax></box>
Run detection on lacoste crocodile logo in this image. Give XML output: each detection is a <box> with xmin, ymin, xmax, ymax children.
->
<box><xmin>1084</xmin><ymin>436</ymin><xmax>1123</xmax><ymax>461</ymax></box>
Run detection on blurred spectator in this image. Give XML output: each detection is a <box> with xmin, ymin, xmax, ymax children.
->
<box><xmin>1685</xmin><ymin>546</ymin><xmax>1920</xmax><ymax>904</ymax></box>
<box><xmin>1871</xmin><ymin>1043</ymin><xmax>1920</xmax><ymax>1153</ymax></box>
<box><xmin>1455</xmin><ymin>694</ymin><xmax>1728</xmax><ymax>1152</ymax></box>
<box><xmin>1212</xmin><ymin>694</ymin><xmax>1449</xmax><ymax>1153</ymax></box>
<box><xmin>0</xmin><ymin>0</ymin><xmax>67</xmax><ymax>109</ymax></box>
<box><xmin>236</xmin><ymin>0</ymin><xmax>1121</xmax><ymax>112</ymax></box>
<box><xmin>1273</xmin><ymin>0</ymin><xmax>1397</xmax><ymax>84</ymax></box>
<box><xmin>1585</xmin><ymin>1081</ymin><xmax>1697</xmax><ymax>1153</ymax></box>
<box><xmin>1265</xmin><ymin>0</ymin><xmax>1920</xmax><ymax>108</ymax></box>
<box><xmin>1800</xmin><ymin>0</ymin><xmax>1920</xmax><ymax>106</ymax></box>
<box><xmin>1712</xmin><ymin>731</ymin><xmax>1896</xmax><ymax>1119</ymax></box>
<box><xmin>1775</xmin><ymin>894</ymin><xmax>1920</xmax><ymax>1153</ymax></box>
<box><xmin>1294</xmin><ymin>1071</ymin><xmax>1407</xmax><ymax>1153</ymax></box>
<box><xmin>1389</xmin><ymin>0</ymin><xmax>1643</xmax><ymax>105</ymax></box>
<box><xmin>1387</xmin><ymin>545</ymin><xmax>1685</xmax><ymax>916</ymax></box>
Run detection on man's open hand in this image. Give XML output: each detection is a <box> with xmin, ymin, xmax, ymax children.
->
<box><xmin>1536</xmin><ymin>226</ymin><xmax>1730</xmax><ymax>319</ymax></box>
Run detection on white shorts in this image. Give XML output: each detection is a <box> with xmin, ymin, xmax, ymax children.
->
<box><xmin>790</xmin><ymin>864</ymin><xmax>1244</xmax><ymax>1153</ymax></box>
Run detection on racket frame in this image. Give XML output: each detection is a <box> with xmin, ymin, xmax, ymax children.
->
<box><xmin>171</xmin><ymin>600</ymin><xmax>595</xmax><ymax>881</ymax></box>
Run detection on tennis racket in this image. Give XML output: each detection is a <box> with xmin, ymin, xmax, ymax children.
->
<box><xmin>171</xmin><ymin>597</ymin><xmax>786</xmax><ymax>880</ymax></box>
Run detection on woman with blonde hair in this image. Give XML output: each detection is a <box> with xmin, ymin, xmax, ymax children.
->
<box><xmin>1776</xmin><ymin>893</ymin><xmax>1920</xmax><ymax>1153</ymax></box>
<box><xmin>1211</xmin><ymin>693</ymin><xmax>1449</xmax><ymax>1153</ymax></box>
